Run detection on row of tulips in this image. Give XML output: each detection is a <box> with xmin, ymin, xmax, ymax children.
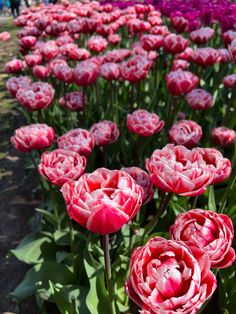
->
<box><xmin>4</xmin><ymin>1</ymin><xmax>236</xmax><ymax>313</ymax></box>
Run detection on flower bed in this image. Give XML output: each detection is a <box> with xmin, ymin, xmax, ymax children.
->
<box><xmin>4</xmin><ymin>1</ymin><xmax>236</xmax><ymax>313</ymax></box>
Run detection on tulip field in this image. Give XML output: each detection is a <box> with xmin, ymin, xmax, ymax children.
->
<box><xmin>1</xmin><ymin>0</ymin><xmax>236</xmax><ymax>313</ymax></box>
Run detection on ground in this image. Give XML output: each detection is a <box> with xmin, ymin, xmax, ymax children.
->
<box><xmin>0</xmin><ymin>18</ymin><xmax>39</xmax><ymax>313</ymax></box>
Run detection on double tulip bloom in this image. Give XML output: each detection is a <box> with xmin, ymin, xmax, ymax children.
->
<box><xmin>126</xmin><ymin>236</ymin><xmax>217</xmax><ymax>314</ymax></box>
<box><xmin>146</xmin><ymin>144</ymin><xmax>214</xmax><ymax>197</ymax></box>
<box><xmin>126</xmin><ymin>109</ymin><xmax>165</xmax><ymax>137</ymax></box>
<box><xmin>185</xmin><ymin>88</ymin><xmax>213</xmax><ymax>110</ymax></box>
<box><xmin>61</xmin><ymin>168</ymin><xmax>143</xmax><ymax>234</ymax></box>
<box><xmin>211</xmin><ymin>127</ymin><xmax>236</xmax><ymax>147</ymax></box>
<box><xmin>90</xmin><ymin>120</ymin><xmax>120</xmax><ymax>146</ymax></box>
<box><xmin>59</xmin><ymin>92</ymin><xmax>87</xmax><ymax>111</ymax></box>
<box><xmin>170</xmin><ymin>209</ymin><xmax>235</xmax><ymax>269</ymax></box>
<box><xmin>39</xmin><ymin>149</ymin><xmax>87</xmax><ymax>187</ymax></box>
<box><xmin>166</xmin><ymin>70</ymin><xmax>199</xmax><ymax>96</ymax></box>
<box><xmin>11</xmin><ymin>123</ymin><xmax>55</xmax><ymax>152</ymax></box>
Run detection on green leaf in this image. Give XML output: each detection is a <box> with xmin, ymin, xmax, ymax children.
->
<box><xmin>208</xmin><ymin>186</ymin><xmax>217</xmax><ymax>212</ymax></box>
<box><xmin>10</xmin><ymin>261</ymin><xmax>75</xmax><ymax>302</ymax></box>
<box><xmin>11</xmin><ymin>232</ymin><xmax>57</xmax><ymax>265</ymax></box>
<box><xmin>50</xmin><ymin>283</ymin><xmax>90</xmax><ymax>314</ymax></box>
<box><xmin>54</xmin><ymin>228</ymin><xmax>70</xmax><ymax>246</ymax></box>
<box><xmin>84</xmin><ymin>243</ymin><xmax>110</xmax><ymax>314</ymax></box>
<box><xmin>219</xmin><ymin>266</ymin><xmax>236</xmax><ymax>313</ymax></box>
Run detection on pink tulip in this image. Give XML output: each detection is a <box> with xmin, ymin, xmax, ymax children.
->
<box><xmin>192</xmin><ymin>48</ymin><xmax>219</xmax><ymax>67</ymax></box>
<box><xmin>99</xmin><ymin>62</ymin><xmax>120</xmax><ymax>81</ymax></box>
<box><xmin>103</xmin><ymin>49</ymin><xmax>131</xmax><ymax>63</ymax></box>
<box><xmin>146</xmin><ymin>144</ymin><xmax>214</xmax><ymax>197</ymax></box>
<box><xmin>53</xmin><ymin>64</ymin><xmax>74</xmax><ymax>83</ymax></box>
<box><xmin>223</xmin><ymin>74</ymin><xmax>236</xmax><ymax>88</ymax></box>
<box><xmin>24</xmin><ymin>54</ymin><xmax>42</xmax><ymax>67</ymax></box>
<box><xmin>163</xmin><ymin>33</ymin><xmax>189</xmax><ymax>54</ymax></box>
<box><xmin>6</xmin><ymin>76</ymin><xmax>32</xmax><ymax>97</ymax></box>
<box><xmin>39</xmin><ymin>149</ymin><xmax>87</xmax><ymax>186</ymax></box>
<box><xmin>59</xmin><ymin>92</ymin><xmax>87</xmax><ymax>111</ymax></box>
<box><xmin>107</xmin><ymin>34</ymin><xmax>121</xmax><ymax>45</ymax></box>
<box><xmin>16</xmin><ymin>82</ymin><xmax>55</xmax><ymax>111</ymax></box>
<box><xmin>33</xmin><ymin>65</ymin><xmax>51</xmax><ymax>80</ymax></box>
<box><xmin>171</xmin><ymin>15</ymin><xmax>188</xmax><ymax>33</ymax></box>
<box><xmin>122</xmin><ymin>167</ymin><xmax>154</xmax><ymax>204</ymax></box>
<box><xmin>5</xmin><ymin>59</ymin><xmax>23</xmax><ymax>74</ymax></box>
<box><xmin>211</xmin><ymin>127</ymin><xmax>236</xmax><ymax>147</ymax></box>
<box><xmin>195</xmin><ymin>148</ymin><xmax>231</xmax><ymax>185</ymax></box>
<box><xmin>126</xmin><ymin>236</ymin><xmax>216</xmax><ymax>313</ymax></box>
<box><xmin>61</xmin><ymin>168</ymin><xmax>143</xmax><ymax>234</ymax></box>
<box><xmin>170</xmin><ymin>209</ymin><xmax>236</xmax><ymax>269</ymax></box>
<box><xmin>74</xmin><ymin>60</ymin><xmax>99</xmax><ymax>86</ymax></box>
<box><xmin>121</xmin><ymin>55</ymin><xmax>153</xmax><ymax>83</ymax></box>
<box><xmin>11</xmin><ymin>123</ymin><xmax>55</xmax><ymax>152</ymax></box>
<box><xmin>127</xmin><ymin>109</ymin><xmax>165</xmax><ymax>137</ymax></box>
<box><xmin>90</xmin><ymin>120</ymin><xmax>120</xmax><ymax>146</ymax></box>
<box><xmin>171</xmin><ymin>59</ymin><xmax>190</xmax><ymax>71</ymax></box>
<box><xmin>166</xmin><ymin>70</ymin><xmax>199</xmax><ymax>96</ymax></box>
<box><xmin>57</xmin><ymin>128</ymin><xmax>94</xmax><ymax>157</ymax></box>
<box><xmin>189</xmin><ymin>27</ymin><xmax>215</xmax><ymax>44</ymax></box>
<box><xmin>140</xmin><ymin>34</ymin><xmax>163</xmax><ymax>51</ymax></box>
<box><xmin>168</xmin><ymin>120</ymin><xmax>202</xmax><ymax>148</ymax></box>
<box><xmin>87</xmin><ymin>35</ymin><xmax>108</xmax><ymax>53</ymax></box>
<box><xmin>19</xmin><ymin>36</ymin><xmax>37</xmax><ymax>49</ymax></box>
<box><xmin>0</xmin><ymin>31</ymin><xmax>11</xmax><ymax>41</ymax></box>
<box><xmin>185</xmin><ymin>88</ymin><xmax>213</xmax><ymax>110</ymax></box>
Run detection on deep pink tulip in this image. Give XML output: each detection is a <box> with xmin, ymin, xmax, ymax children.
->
<box><xmin>90</xmin><ymin>120</ymin><xmax>120</xmax><ymax>146</ymax></box>
<box><xmin>107</xmin><ymin>34</ymin><xmax>121</xmax><ymax>45</ymax></box>
<box><xmin>170</xmin><ymin>209</ymin><xmax>236</xmax><ymax>269</ymax></box>
<box><xmin>218</xmin><ymin>49</ymin><xmax>232</xmax><ymax>63</ymax></box>
<box><xmin>39</xmin><ymin>149</ymin><xmax>87</xmax><ymax>186</ymax></box>
<box><xmin>6</xmin><ymin>76</ymin><xmax>32</xmax><ymax>97</ymax></box>
<box><xmin>121</xmin><ymin>55</ymin><xmax>153</xmax><ymax>83</ymax></box>
<box><xmin>19</xmin><ymin>36</ymin><xmax>37</xmax><ymax>49</ymax></box>
<box><xmin>11</xmin><ymin>123</ymin><xmax>55</xmax><ymax>152</ymax></box>
<box><xmin>126</xmin><ymin>236</ymin><xmax>216</xmax><ymax>314</ymax></box>
<box><xmin>42</xmin><ymin>41</ymin><xmax>59</xmax><ymax>60</ymax></box>
<box><xmin>192</xmin><ymin>48</ymin><xmax>219</xmax><ymax>67</ymax></box>
<box><xmin>57</xmin><ymin>128</ymin><xmax>94</xmax><ymax>157</ymax></box>
<box><xmin>74</xmin><ymin>60</ymin><xmax>99</xmax><ymax>86</ymax></box>
<box><xmin>33</xmin><ymin>65</ymin><xmax>51</xmax><ymax>80</ymax></box>
<box><xmin>61</xmin><ymin>168</ymin><xmax>143</xmax><ymax>234</ymax></box>
<box><xmin>195</xmin><ymin>148</ymin><xmax>231</xmax><ymax>185</ymax></box>
<box><xmin>59</xmin><ymin>92</ymin><xmax>87</xmax><ymax>111</ymax></box>
<box><xmin>185</xmin><ymin>88</ymin><xmax>213</xmax><ymax>110</ymax></box>
<box><xmin>103</xmin><ymin>49</ymin><xmax>131</xmax><ymax>63</ymax></box>
<box><xmin>168</xmin><ymin>120</ymin><xmax>202</xmax><ymax>148</ymax></box>
<box><xmin>175</xmin><ymin>47</ymin><xmax>194</xmax><ymax>61</ymax></box>
<box><xmin>99</xmin><ymin>62</ymin><xmax>120</xmax><ymax>81</ymax></box>
<box><xmin>150</xmin><ymin>25</ymin><xmax>169</xmax><ymax>36</ymax></box>
<box><xmin>140</xmin><ymin>34</ymin><xmax>163</xmax><ymax>51</ymax></box>
<box><xmin>211</xmin><ymin>127</ymin><xmax>236</xmax><ymax>147</ymax></box>
<box><xmin>189</xmin><ymin>27</ymin><xmax>215</xmax><ymax>44</ymax></box>
<box><xmin>68</xmin><ymin>48</ymin><xmax>90</xmax><ymax>61</ymax></box>
<box><xmin>222</xmin><ymin>30</ymin><xmax>236</xmax><ymax>46</ymax></box>
<box><xmin>163</xmin><ymin>33</ymin><xmax>189</xmax><ymax>54</ymax></box>
<box><xmin>146</xmin><ymin>144</ymin><xmax>214</xmax><ymax>197</ymax></box>
<box><xmin>87</xmin><ymin>35</ymin><xmax>108</xmax><ymax>53</ymax></box>
<box><xmin>223</xmin><ymin>74</ymin><xmax>236</xmax><ymax>88</ymax></box>
<box><xmin>171</xmin><ymin>15</ymin><xmax>188</xmax><ymax>33</ymax></box>
<box><xmin>53</xmin><ymin>64</ymin><xmax>74</xmax><ymax>83</ymax></box>
<box><xmin>122</xmin><ymin>167</ymin><xmax>154</xmax><ymax>204</ymax></box>
<box><xmin>24</xmin><ymin>54</ymin><xmax>42</xmax><ymax>67</ymax></box>
<box><xmin>127</xmin><ymin>109</ymin><xmax>165</xmax><ymax>137</ymax></box>
<box><xmin>16</xmin><ymin>82</ymin><xmax>55</xmax><ymax>110</ymax></box>
<box><xmin>171</xmin><ymin>59</ymin><xmax>189</xmax><ymax>71</ymax></box>
<box><xmin>166</xmin><ymin>70</ymin><xmax>199</xmax><ymax>96</ymax></box>
<box><xmin>5</xmin><ymin>59</ymin><xmax>23</xmax><ymax>73</ymax></box>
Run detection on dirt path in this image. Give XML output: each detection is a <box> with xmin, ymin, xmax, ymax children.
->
<box><xmin>0</xmin><ymin>18</ymin><xmax>39</xmax><ymax>313</ymax></box>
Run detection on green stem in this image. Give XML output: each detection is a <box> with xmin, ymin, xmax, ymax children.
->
<box><xmin>219</xmin><ymin>171</ymin><xmax>236</xmax><ymax>214</ymax></box>
<box><xmin>102</xmin><ymin>234</ymin><xmax>116</xmax><ymax>314</ymax></box>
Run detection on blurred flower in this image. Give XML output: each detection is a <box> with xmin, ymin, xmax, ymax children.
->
<box><xmin>90</xmin><ymin>120</ymin><xmax>120</xmax><ymax>146</ymax></box>
<box><xmin>171</xmin><ymin>59</ymin><xmax>189</xmax><ymax>71</ymax></box>
<box><xmin>140</xmin><ymin>34</ymin><xmax>163</xmax><ymax>51</ymax></box>
<box><xmin>57</xmin><ymin>128</ymin><xmax>94</xmax><ymax>157</ymax></box>
<box><xmin>168</xmin><ymin>120</ymin><xmax>202</xmax><ymax>148</ymax></box>
<box><xmin>24</xmin><ymin>54</ymin><xmax>42</xmax><ymax>68</ymax></box>
<box><xmin>171</xmin><ymin>15</ymin><xmax>188</xmax><ymax>33</ymax></box>
<box><xmin>127</xmin><ymin>109</ymin><xmax>165</xmax><ymax>137</ymax></box>
<box><xmin>189</xmin><ymin>27</ymin><xmax>214</xmax><ymax>44</ymax></box>
<box><xmin>163</xmin><ymin>33</ymin><xmax>189</xmax><ymax>54</ymax></box>
<box><xmin>53</xmin><ymin>64</ymin><xmax>74</xmax><ymax>83</ymax></box>
<box><xmin>223</xmin><ymin>74</ymin><xmax>236</xmax><ymax>88</ymax></box>
<box><xmin>122</xmin><ymin>167</ymin><xmax>154</xmax><ymax>204</ymax></box>
<box><xmin>121</xmin><ymin>55</ymin><xmax>153</xmax><ymax>83</ymax></box>
<box><xmin>185</xmin><ymin>88</ymin><xmax>213</xmax><ymax>110</ymax></box>
<box><xmin>166</xmin><ymin>70</ymin><xmax>199</xmax><ymax>96</ymax></box>
<box><xmin>5</xmin><ymin>59</ymin><xmax>23</xmax><ymax>73</ymax></box>
<box><xmin>0</xmin><ymin>31</ymin><xmax>11</xmax><ymax>41</ymax></box>
<box><xmin>61</xmin><ymin>168</ymin><xmax>143</xmax><ymax>234</ymax></box>
<box><xmin>59</xmin><ymin>91</ymin><xmax>87</xmax><ymax>111</ymax></box>
<box><xmin>33</xmin><ymin>65</ymin><xmax>51</xmax><ymax>80</ymax></box>
<box><xmin>11</xmin><ymin>123</ymin><xmax>55</xmax><ymax>152</ymax></box>
<box><xmin>16</xmin><ymin>82</ymin><xmax>55</xmax><ymax>111</ymax></box>
<box><xmin>211</xmin><ymin>127</ymin><xmax>236</xmax><ymax>147</ymax></box>
<box><xmin>87</xmin><ymin>35</ymin><xmax>108</xmax><ymax>53</ymax></box>
<box><xmin>39</xmin><ymin>149</ymin><xmax>87</xmax><ymax>186</ymax></box>
<box><xmin>170</xmin><ymin>209</ymin><xmax>236</xmax><ymax>269</ymax></box>
<box><xmin>192</xmin><ymin>48</ymin><xmax>219</xmax><ymax>67</ymax></box>
<box><xmin>6</xmin><ymin>76</ymin><xmax>32</xmax><ymax>97</ymax></box>
<box><xmin>99</xmin><ymin>62</ymin><xmax>120</xmax><ymax>81</ymax></box>
<box><xmin>74</xmin><ymin>60</ymin><xmax>99</xmax><ymax>86</ymax></box>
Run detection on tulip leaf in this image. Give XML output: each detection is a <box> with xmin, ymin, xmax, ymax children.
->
<box><xmin>219</xmin><ymin>266</ymin><xmax>236</xmax><ymax>313</ymax></box>
<box><xmin>10</xmin><ymin>261</ymin><xmax>75</xmax><ymax>302</ymax></box>
<box><xmin>208</xmin><ymin>186</ymin><xmax>217</xmax><ymax>212</ymax></box>
<box><xmin>50</xmin><ymin>282</ymin><xmax>90</xmax><ymax>314</ymax></box>
<box><xmin>84</xmin><ymin>242</ymin><xmax>110</xmax><ymax>314</ymax></box>
<box><xmin>11</xmin><ymin>232</ymin><xmax>57</xmax><ymax>265</ymax></box>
